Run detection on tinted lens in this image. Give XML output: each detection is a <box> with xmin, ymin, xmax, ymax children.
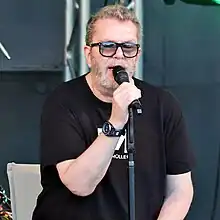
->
<box><xmin>122</xmin><ymin>43</ymin><xmax>138</xmax><ymax>58</ymax></box>
<box><xmin>100</xmin><ymin>42</ymin><xmax>117</xmax><ymax>57</ymax></box>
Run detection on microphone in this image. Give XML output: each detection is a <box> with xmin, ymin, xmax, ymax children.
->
<box><xmin>112</xmin><ymin>65</ymin><xmax>142</xmax><ymax>115</ymax></box>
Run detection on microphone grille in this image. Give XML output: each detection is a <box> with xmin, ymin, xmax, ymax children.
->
<box><xmin>112</xmin><ymin>65</ymin><xmax>129</xmax><ymax>85</ymax></box>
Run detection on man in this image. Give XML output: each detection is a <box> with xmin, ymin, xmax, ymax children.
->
<box><xmin>32</xmin><ymin>4</ymin><xmax>195</xmax><ymax>220</ymax></box>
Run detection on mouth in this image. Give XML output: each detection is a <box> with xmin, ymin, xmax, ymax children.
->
<box><xmin>107</xmin><ymin>66</ymin><xmax>114</xmax><ymax>70</ymax></box>
<box><xmin>107</xmin><ymin>65</ymin><xmax>125</xmax><ymax>70</ymax></box>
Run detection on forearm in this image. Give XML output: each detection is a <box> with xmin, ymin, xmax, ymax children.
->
<box><xmin>61</xmin><ymin>133</ymin><xmax>119</xmax><ymax>196</ymax></box>
<box><xmin>157</xmin><ymin>187</ymin><xmax>193</xmax><ymax>220</ymax></box>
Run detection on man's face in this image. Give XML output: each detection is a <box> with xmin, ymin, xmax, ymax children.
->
<box><xmin>85</xmin><ymin>18</ymin><xmax>141</xmax><ymax>92</ymax></box>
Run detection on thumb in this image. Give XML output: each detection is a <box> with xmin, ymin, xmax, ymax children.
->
<box><xmin>129</xmin><ymin>77</ymin><xmax>135</xmax><ymax>85</ymax></box>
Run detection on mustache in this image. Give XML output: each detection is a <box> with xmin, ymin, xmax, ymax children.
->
<box><xmin>107</xmin><ymin>61</ymin><xmax>126</xmax><ymax>66</ymax></box>
<box><xmin>106</xmin><ymin>63</ymin><xmax>135</xmax><ymax>74</ymax></box>
<box><xmin>91</xmin><ymin>56</ymin><xmax>135</xmax><ymax>75</ymax></box>
<box><xmin>107</xmin><ymin>63</ymin><xmax>129</xmax><ymax>70</ymax></box>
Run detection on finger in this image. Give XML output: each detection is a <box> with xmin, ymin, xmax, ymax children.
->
<box><xmin>114</xmin><ymin>83</ymin><xmax>140</xmax><ymax>100</ymax></box>
<box><xmin>129</xmin><ymin>77</ymin><xmax>135</xmax><ymax>85</ymax></box>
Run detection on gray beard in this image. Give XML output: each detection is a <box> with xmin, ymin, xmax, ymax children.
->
<box><xmin>94</xmin><ymin>70</ymin><xmax>118</xmax><ymax>96</ymax></box>
<box><xmin>90</xmin><ymin>57</ymin><xmax>136</xmax><ymax>95</ymax></box>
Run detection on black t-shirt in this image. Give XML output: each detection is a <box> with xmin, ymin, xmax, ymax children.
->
<box><xmin>32</xmin><ymin>75</ymin><xmax>194</xmax><ymax>220</ymax></box>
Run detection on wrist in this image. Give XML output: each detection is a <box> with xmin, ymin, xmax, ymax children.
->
<box><xmin>102</xmin><ymin>121</ymin><xmax>125</xmax><ymax>137</ymax></box>
<box><xmin>108</xmin><ymin>119</ymin><xmax>125</xmax><ymax>130</ymax></box>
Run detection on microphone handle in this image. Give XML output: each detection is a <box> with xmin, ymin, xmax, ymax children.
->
<box><xmin>129</xmin><ymin>99</ymin><xmax>142</xmax><ymax>115</ymax></box>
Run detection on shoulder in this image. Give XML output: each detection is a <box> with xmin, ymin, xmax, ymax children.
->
<box><xmin>51</xmin><ymin>75</ymin><xmax>86</xmax><ymax>98</ymax></box>
<box><xmin>44</xmin><ymin>75</ymin><xmax>87</xmax><ymax>106</ymax></box>
<box><xmin>134</xmin><ymin>77</ymin><xmax>180</xmax><ymax>109</ymax></box>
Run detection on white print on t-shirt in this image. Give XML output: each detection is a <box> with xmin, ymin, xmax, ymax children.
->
<box><xmin>97</xmin><ymin>128</ymin><xmax>128</xmax><ymax>160</ymax></box>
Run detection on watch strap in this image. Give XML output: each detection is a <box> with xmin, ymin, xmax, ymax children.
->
<box><xmin>102</xmin><ymin>121</ymin><xmax>125</xmax><ymax>137</ymax></box>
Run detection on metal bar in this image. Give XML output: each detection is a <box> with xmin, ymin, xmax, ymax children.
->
<box><xmin>0</xmin><ymin>42</ymin><xmax>11</xmax><ymax>60</ymax></box>
<box><xmin>127</xmin><ymin>1</ymin><xmax>135</xmax><ymax>10</ymax></box>
<box><xmin>79</xmin><ymin>0</ymin><xmax>90</xmax><ymax>76</ymax></box>
<box><xmin>66</xmin><ymin>55</ymin><xmax>77</xmax><ymax>79</ymax></box>
<box><xmin>67</xmin><ymin>2</ymin><xmax>79</xmax><ymax>52</ymax></box>
<box><xmin>64</xmin><ymin>0</ymin><xmax>75</xmax><ymax>81</ymax></box>
<box><xmin>134</xmin><ymin>0</ymin><xmax>143</xmax><ymax>80</ymax></box>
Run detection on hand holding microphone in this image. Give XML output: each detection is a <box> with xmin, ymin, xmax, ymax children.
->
<box><xmin>113</xmin><ymin>65</ymin><xmax>142</xmax><ymax>114</ymax></box>
<box><xmin>108</xmin><ymin>65</ymin><xmax>142</xmax><ymax>129</ymax></box>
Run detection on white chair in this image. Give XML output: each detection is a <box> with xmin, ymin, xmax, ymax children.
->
<box><xmin>7</xmin><ymin>162</ymin><xmax>42</xmax><ymax>220</ymax></box>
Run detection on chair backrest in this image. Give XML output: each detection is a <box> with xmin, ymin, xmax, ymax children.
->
<box><xmin>7</xmin><ymin>162</ymin><xmax>42</xmax><ymax>220</ymax></box>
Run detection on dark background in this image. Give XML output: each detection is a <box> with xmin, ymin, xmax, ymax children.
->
<box><xmin>0</xmin><ymin>0</ymin><xmax>219</xmax><ymax>219</ymax></box>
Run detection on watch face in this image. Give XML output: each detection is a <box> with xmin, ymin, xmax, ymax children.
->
<box><xmin>102</xmin><ymin>121</ymin><xmax>123</xmax><ymax>137</ymax></box>
<box><xmin>103</xmin><ymin>122</ymin><xmax>111</xmax><ymax>134</ymax></box>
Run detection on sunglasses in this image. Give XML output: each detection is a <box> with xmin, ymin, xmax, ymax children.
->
<box><xmin>88</xmin><ymin>41</ymin><xmax>140</xmax><ymax>58</ymax></box>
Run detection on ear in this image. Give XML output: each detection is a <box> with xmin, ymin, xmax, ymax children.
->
<box><xmin>84</xmin><ymin>45</ymin><xmax>92</xmax><ymax>68</ymax></box>
<box><xmin>135</xmin><ymin>47</ymin><xmax>142</xmax><ymax>63</ymax></box>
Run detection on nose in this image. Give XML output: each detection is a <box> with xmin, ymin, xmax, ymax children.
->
<box><xmin>113</xmin><ymin>46</ymin><xmax>124</xmax><ymax>58</ymax></box>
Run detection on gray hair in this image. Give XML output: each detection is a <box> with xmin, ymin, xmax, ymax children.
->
<box><xmin>85</xmin><ymin>4</ymin><xmax>142</xmax><ymax>45</ymax></box>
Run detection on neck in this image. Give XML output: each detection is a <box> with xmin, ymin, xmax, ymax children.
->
<box><xmin>85</xmin><ymin>72</ymin><xmax>113</xmax><ymax>103</ymax></box>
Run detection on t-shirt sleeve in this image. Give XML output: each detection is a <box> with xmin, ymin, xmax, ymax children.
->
<box><xmin>40</xmin><ymin>89</ymin><xmax>86</xmax><ymax>166</ymax></box>
<box><xmin>162</xmin><ymin>91</ymin><xmax>195</xmax><ymax>175</ymax></box>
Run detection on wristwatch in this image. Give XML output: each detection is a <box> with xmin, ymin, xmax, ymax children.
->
<box><xmin>102</xmin><ymin>121</ymin><xmax>124</xmax><ymax>137</ymax></box>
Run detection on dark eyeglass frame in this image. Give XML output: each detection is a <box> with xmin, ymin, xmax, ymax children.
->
<box><xmin>88</xmin><ymin>41</ymin><xmax>140</xmax><ymax>58</ymax></box>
